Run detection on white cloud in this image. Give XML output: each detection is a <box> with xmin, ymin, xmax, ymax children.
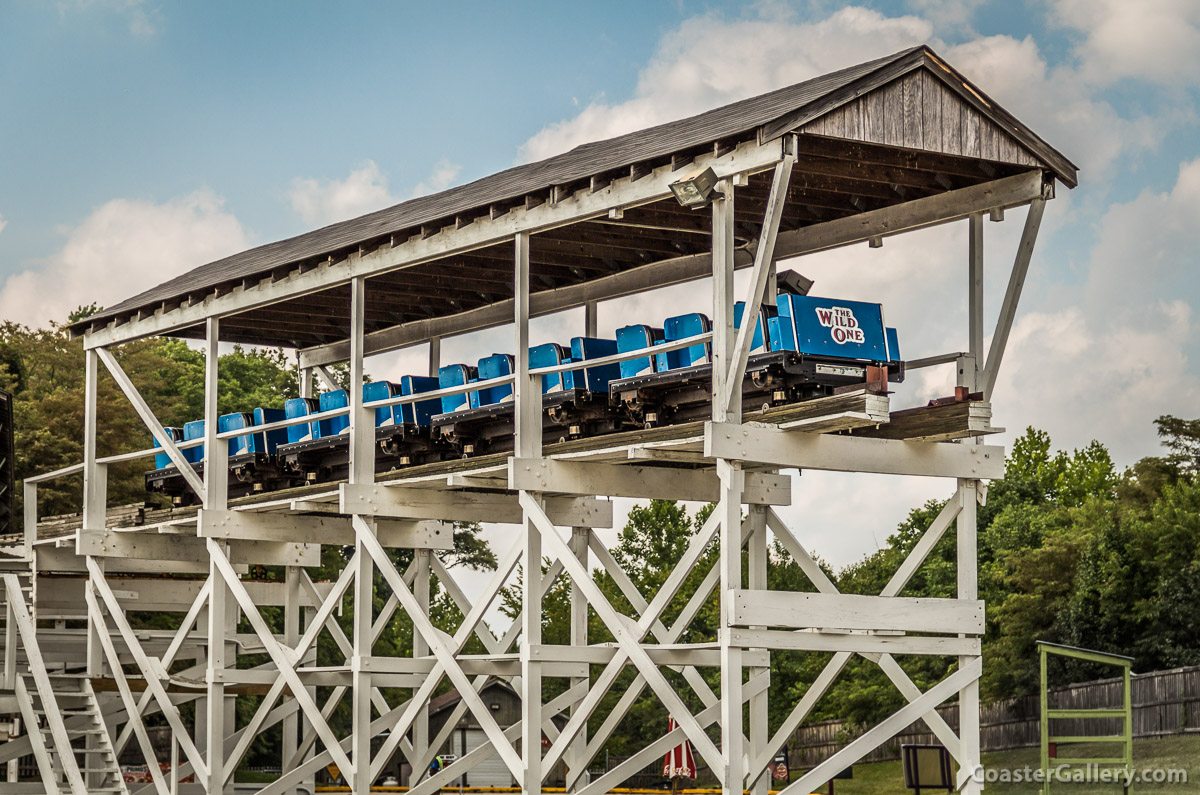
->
<box><xmin>0</xmin><ymin>213</ymin><xmax>7</xmax><ymax>235</ymax></box>
<box><xmin>1053</xmin><ymin>0</ymin><xmax>1200</xmax><ymax>86</ymax></box>
<box><xmin>409</xmin><ymin>160</ymin><xmax>462</xmax><ymax>199</ymax></box>
<box><xmin>0</xmin><ymin>190</ymin><xmax>248</xmax><ymax>328</ymax></box>
<box><xmin>57</xmin><ymin>0</ymin><xmax>162</xmax><ymax>37</ymax></box>
<box><xmin>519</xmin><ymin>6</ymin><xmax>932</xmax><ymax>162</ymax></box>
<box><xmin>944</xmin><ymin>35</ymin><xmax>1161</xmax><ymax>180</ymax></box>
<box><xmin>288</xmin><ymin>161</ymin><xmax>395</xmax><ymax>228</ymax></box>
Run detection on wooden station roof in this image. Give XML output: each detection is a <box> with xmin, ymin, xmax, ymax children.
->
<box><xmin>73</xmin><ymin>45</ymin><xmax>1076</xmax><ymax>350</ymax></box>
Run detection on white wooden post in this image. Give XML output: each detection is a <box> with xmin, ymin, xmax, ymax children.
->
<box><xmin>282</xmin><ymin>565</ymin><xmax>301</xmax><ymax>794</ymax></box>
<box><xmin>748</xmin><ymin>504</ymin><xmax>769</xmax><ymax>795</ymax></box>
<box><xmin>349</xmin><ymin>275</ymin><xmax>373</xmax><ymax>795</ymax></box>
<box><xmin>414</xmin><ymin>548</ymin><xmax>432</xmax><ymax>763</ymax></box>
<box><xmin>958</xmin><ymin>479</ymin><xmax>982</xmax><ymax>793</ymax></box>
<box><xmin>968</xmin><ymin>213</ymin><xmax>984</xmax><ymax>391</ymax></box>
<box><xmin>428</xmin><ymin>337</ymin><xmax>441</xmax><ymax>379</ymax></box>
<box><xmin>567</xmin><ymin>526</ymin><xmax>590</xmax><ymax>789</ymax></box>
<box><xmin>584</xmin><ymin>300</ymin><xmax>598</xmax><ymax>338</ymax></box>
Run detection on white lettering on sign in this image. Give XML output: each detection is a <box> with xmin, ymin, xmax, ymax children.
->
<box><xmin>815</xmin><ymin>306</ymin><xmax>865</xmax><ymax>345</ymax></box>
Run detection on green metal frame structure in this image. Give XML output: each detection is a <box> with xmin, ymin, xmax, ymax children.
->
<box><xmin>1038</xmin><ymin>641</ymin><xmax>1134</xmax><ymax>794</ymax></box>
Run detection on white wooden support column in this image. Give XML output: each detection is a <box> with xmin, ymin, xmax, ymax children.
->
<box><xmin>349</xmin><ymin>275</ymin><xmax>373</xmax><ymax>795</ymax></box>
<box><xmin>747</xmin><ymin>505</ymin><xmax>769</xmax><ymax>795</ymax></box>
<box><xmin>282</xmin><ymin>565</ymin><xmax>302</xmax><ymax>794</ymax></box>
<box><xmin>203</xmin><ymin>317</ymin><xmax>232</xmax><ymax>795</ymax></box>
<box><xmin>981</xmin><ymin>196</ymin><xmax>1046</xmax><ymax>399</ymax></box>
<box><xmin>82</xmin><ymin>347</ymin><xmax>107</xmax><ymax>792</ymax></box>
<box><xmin>516</xmin><ymin>229</ymin><xmax>545</xmax><ymax>793</ymax></box>
<box><xmin>299</xmin><ymin>367</ymin><xmax>315</xmax><ymax>400</ymax></box>
<box><xmin>711</xmin><ymin>181</ymin><xmax>737</xmax><ymax>425</ymax></box>
<box><xmin>567</xmin><ymin>526</ymin><xmax>590</xmax><ymax>790</ymax></box>
<box><xmin>957</xmin><ymin>479</ymin><xmax>982</xmax><ymax>793</ymax></box>
<box><xmin>413</xmin><ymin>548</ymin><xmax>432</xmax><ymax>763</ymax></box>
<box><xmin>428</xmin><ymin>337</ymin><xmax>441</xmax><ymax>379</ymax></box>
<box><xmin>584</xmin><ymin>300</ymin><xmax>598</xmax><ymax>338</ymax></box>
<box><xmin>349</xmin><ymin>276</ymin><xmax>373</xmax><ymax>486</ymax></box>
<box><xmin>967</xmin><ymin>213</ymin><xmax>984</xmax><ymax>392</ymax></box>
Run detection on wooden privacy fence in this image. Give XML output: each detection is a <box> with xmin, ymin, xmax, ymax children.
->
<box><xmin>789</xmin><ymin>664</ymin><xmax>1200</xmax><ymax>768</ymax></box>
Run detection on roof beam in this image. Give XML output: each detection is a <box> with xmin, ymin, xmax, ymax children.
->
<box><xmin>298</xmin><ymin>168</ymin><xmax>1050</xmax><ymax>367</ymax></box>
<box><xmin>81</xmin><ymin>137</ymin><xmax>787</xmax><ymax>349</ymax></box>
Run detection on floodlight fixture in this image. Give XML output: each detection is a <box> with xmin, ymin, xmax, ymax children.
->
<box><xmin>670</xmin><ymin>166</ymin><xmax>719</xmax><ymax>209</ymax></box>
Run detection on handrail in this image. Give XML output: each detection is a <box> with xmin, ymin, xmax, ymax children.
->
<box><xmin>22</xmin><ymin>331</ymin><xmax>717</xmax><ymax>486</ymax></box>
<box><xmin>3</xmin><ymin>573</ymin><xmax>88</xmax><ymax>792</ymax></box>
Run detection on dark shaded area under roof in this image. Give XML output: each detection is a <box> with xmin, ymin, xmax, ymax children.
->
<box><xmin>75</xmin><ymin>45</ymin><xmax>1076</xmax><ymax>345</ymax></box>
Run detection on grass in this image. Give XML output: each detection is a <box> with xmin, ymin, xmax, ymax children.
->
<box><xmin>805</xmin><ymin>734</ymin><xmax>1200</xmax><ymax>794</ymax></box>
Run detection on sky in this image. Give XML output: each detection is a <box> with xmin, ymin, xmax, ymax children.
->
<box><xmin>2</xmin><ymin>0</ymin><xmax>1200</xmax><ymax>574</ymax></box>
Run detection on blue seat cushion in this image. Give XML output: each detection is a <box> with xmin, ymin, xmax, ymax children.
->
<box><xmin>153</xmin><ymin>427</ymin><xmax>183</xmax><ymax>469</ymax></box>
<box><xmin>438</xmin><ymin>364</ymin><xmax>477</xmax><ymax>413</ymax></box>
<box><xmin>218</xmin><ymin>412</ymin><xmax>254</xmax><ymax>456</ymax></box>
<box><xmin>530</xmin><ymin>343</ymin><xmax>568</xmax><ymax>393</ymax></box>
<box><xmin>363</xmin><ymin>381</ymin><xmax>400</xmax><ymax>427</ymax></box>
<box><xmin>474</xmin><ymin>354</ymin><xmax>515</xmax><ymax>406</ymax></box>
<box><xmin>253</xmin><ymin>407</ymin><xmax>288</xmax><ymax>454</ymax></box>
<box><xmin>284</xmin><ymin>398</ymin><xmax>318</xmax><ymax>444</ymax></box>
<box><xmin>569</xmin><ymin>337</ymin><xmax>619</xmax><ymax>392</ymax></box>
<box><xmin>616</xmin><ymin>325</ymin><xmax>661</xmax><ymax>378</ymax></box>
<box><xmin>317</xmin><ymin>390</ymin><xmax>349</xmax><ymax>438</ymax></box>
<box><xmin>655</xmin><ymin>313</ymin><xmax>711</xmax><ymax>371</ymax></box>
<box><xmin>182</xmin><ymin>420</ymin><xmax>205</xmax><ymax>464</ymax></box>
<box><xmin>399</xmin><ymin>375</ymin><xmax>441</xmax><ymax>426</ymax></box>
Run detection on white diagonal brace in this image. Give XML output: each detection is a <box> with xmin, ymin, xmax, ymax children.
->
<box><xmin>866</xmin><ymin>652</ymin><xmax>962</xmax><ymax>760</ymax></box>
<box><xmin>520</xmin><ymin>492</ymin><xmax>724</xmax><ymax>778</ymax></box>
<box><xmin>85</xmin><ymin>587</ymin><xmax>171</xmax><ymax>795</ymax></box>
<box><xmin>96</xmin><ymin>346</ymin><xmax>205</xmax><ymax>497</ymax></box>
<box><xmin>980</xmin><ymin>196</ymin><xmax>1046</xmax><ymax>399</ymax></box>
<box><xmin>726</xmin><ymin>151</ymin><xmax>795</xmax><ymax>414</ymax></box>
<box><xmin>880</xmin><ymin>491</ymin><xmax>963</xmax><ymax>597</ymax></box>
<box><xmin>780</xmin><ymin>658</ymin><xmax>982</xmax><ymax>795</ymax></box>
<box><xmin>206</xmin><ymin>539</ymin><xmax>355</xmax><ymax>778</ymax></box>
<box><xmin>765</xmin><ymin>508</ymin><xmax>839</xmax><ymax>594</ymax></box>
<box><xmin>750</xmin><ymin>651</ymin><xmax>853</xmax><ymax>776</ymax></box>
<box><xmin>86</xmin><ymin>557</ymin><xmax>209</xmax><ymax>781</ymax></box>
<box><xmin>353</xmin><ymin>514</ymin><xmax>525</xmax><ymax>783</ymax></box>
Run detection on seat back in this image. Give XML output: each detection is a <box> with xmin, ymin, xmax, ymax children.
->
<box><xmin>569</xmin><ymin>337</ymin><xmax>619</xmax><ymax>392</ymax></box>
<box><xmin>770</xmin><ymin>294</ymin><xmax>889</xmax><ymax>361</ymax></box>
<box><xmin>153</xmin><ymin>427</ymin><xmax>183</xmax><ymax>469</ymax></box>
<box><xmin>734</xmin><ymin>301</ymin><xmax>770</xmax><ymax>355</ymax></box>
<box><xmin>253</xmin><ymin>407</ymin><xmax>288</xmax><ymax>454</ymax></box>
<box><xmin>438</xmin><ymin>364</ymin><xmax>477</xmax><ymax>413</ymax></box>
<box><xmin>530</xmin><ymin>343</ymin><xmax>569</xmax><ymax>393</ymax></box>
<box><xmin>654</xmin><ymin>313</ymin><xmax>711</xmax><ymax>371</ymax></box>
<box><xmin>363</xmin><ymin>381</ymin><xmax>399</xmax><ymax>427</ymax></box>
<box><xmin>317</xmin><ymin>390</ymin><xmax>350</xmax><ymax>438</ymax></box>
<box><xmin>475</xmin><ymin>354</ymin><xmax>515</xmax><ymax>406</ymax></box>
<box><xmin>218</xmin><ymin>412</ymin><xmax>254</xmax><ymax>456</ymax></box>
<box><xmin>616</xmin><ymin>325</ymin><xmax>661</xmax><ymax>378</ymax></box>
<box><xmin>183</xmin><ymin>420</ymin><xmax>205</xmax><ymax>464</ymax></box>
<box><xmin>398</xmin><ymin>375</ymin><xmax>441</xmax><ymax>426</ymax></box>
<box><xmin>886</xmin><ymin>327</ymin><xmax>901</xmax><ymax>363</ymax></box>
<box><xmin>284</xmin><ymin>398</ymin><xmax>319</xmax><ymax>444</ymax></box>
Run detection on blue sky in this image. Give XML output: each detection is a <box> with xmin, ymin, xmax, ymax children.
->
<box><xmin>3</xmin><ymin>1</ymin><xmax>1200</xmax><ymax>566</ymax></box>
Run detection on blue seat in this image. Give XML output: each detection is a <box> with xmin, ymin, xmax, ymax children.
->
<box><xmin>734</xmin><ymin>301</ymin><xmax>769</xmax><ymax>355</ymax></box>
<box><xmin>569</xmin><ymin>337</ymin><xmax>619</xmax><ymax>392</ymax></box>
<box><xmin>363</xmin><ymin>381</ymin><xmax>400</xmax><ymax>427</ymax></box>
<box><xmin>654</xmin><ymin>313</ymin><xmax>711</xmax><ymax>371</ymax></box>
<box><xmin>530</xmin><ymin>343</ymin><xmax>569</xmax><ymax>393</ymax></box>
<box><xmin>438</xmin><ymin>364</ymin><xmax>477</xmax><ymax>413</ymax></box>
<box><xmin>616</xmin><ymin>325</ymin><xmax>662</xmax><ymax>378</ymax></box>
<box><xmin>153</xmin><ymin>427</ymin><xmax>183</xmax><ymax>469</ymax></box>
<box><xmin>284</xmin><ymin>398</ymin><xmax>318</xmax><ymax>443</ymax></box>
<box><xmin>182</xmin><ymin>420</ymin><xmax>205</xmax><ymax>464</ymax></box>
<box><xmin>253</xmin><ymin>407</ymin><xmax>288</xmax><ymax>454</ymax></box>
<box><xmin>317</xmin><ymin>390</ymin><xmax>349</xmax><ymax>438</ymax></box>
<box><xmin>473</xmin><ymin>354</ymin><xmax>515</xmax><ymax>407</ymax></box>
<box><xmin>886</xmin><ymin>327</ymin><xmax>901</xmax><ymax>363</ymax></box>
<box><xmin>218</xmin><ymin>412</ymin><xmax>254</xmax><ymax>456</ymax></box>
<box><xmin>398</xmin><ymin>375</ymin><xmax>441</xmax><ymax>426</ymax></box>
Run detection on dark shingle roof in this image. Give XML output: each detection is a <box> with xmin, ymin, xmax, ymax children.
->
<box><xmin>78</xmin><ymin>45</ymin><xmax>1074</xmax><ymax>336</ymax></box>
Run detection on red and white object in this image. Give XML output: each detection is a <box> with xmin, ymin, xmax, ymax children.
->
<box><xmin>663</xmin><ymin>716</ymin><xmax>696</xmax><ymax>779</ymax></box>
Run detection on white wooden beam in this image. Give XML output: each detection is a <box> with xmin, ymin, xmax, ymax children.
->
<box><xmin>197</xmin><ymin>509</ymin><xmax>452</xmax><ymax>549</ymax></box>
<box><xmin>77</xmin><ymin>528</ymin><xmax>319</xmax><ymax>566</ymax></box>
<box><xmin>728</xmin><ymin>628</ymin><xmax>981</xmax><ymax>656</ymax></box>
<box><xmin>507</xmin><ymin>458</ymin><xmax>790</xmax><ymax>504</ymax></box>
<box><xmin>730</xmin><ymin>590</ymin><xmax>984</xmax><ymax>635</ymax></box>
<box><xmin>705</xmin><ymin>421</ymin><xmax>1005</xmax><ymax>478</ymax></box>
<box><xmin>339</xmin><ymin>483</ymin><xmax>612</xmax><ymax>526</ymax></box>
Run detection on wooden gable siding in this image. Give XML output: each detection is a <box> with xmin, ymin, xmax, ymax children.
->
<box><xmin>802</xmin><ymin>69</ymin><xmax>1041</xmax><ymax>169</ymax></box>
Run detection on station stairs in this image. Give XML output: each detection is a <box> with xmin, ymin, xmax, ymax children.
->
<box><xmin>0</xmin><ymin>565</ymin><xmax>128</xmax><ymax>794</ymax></box>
